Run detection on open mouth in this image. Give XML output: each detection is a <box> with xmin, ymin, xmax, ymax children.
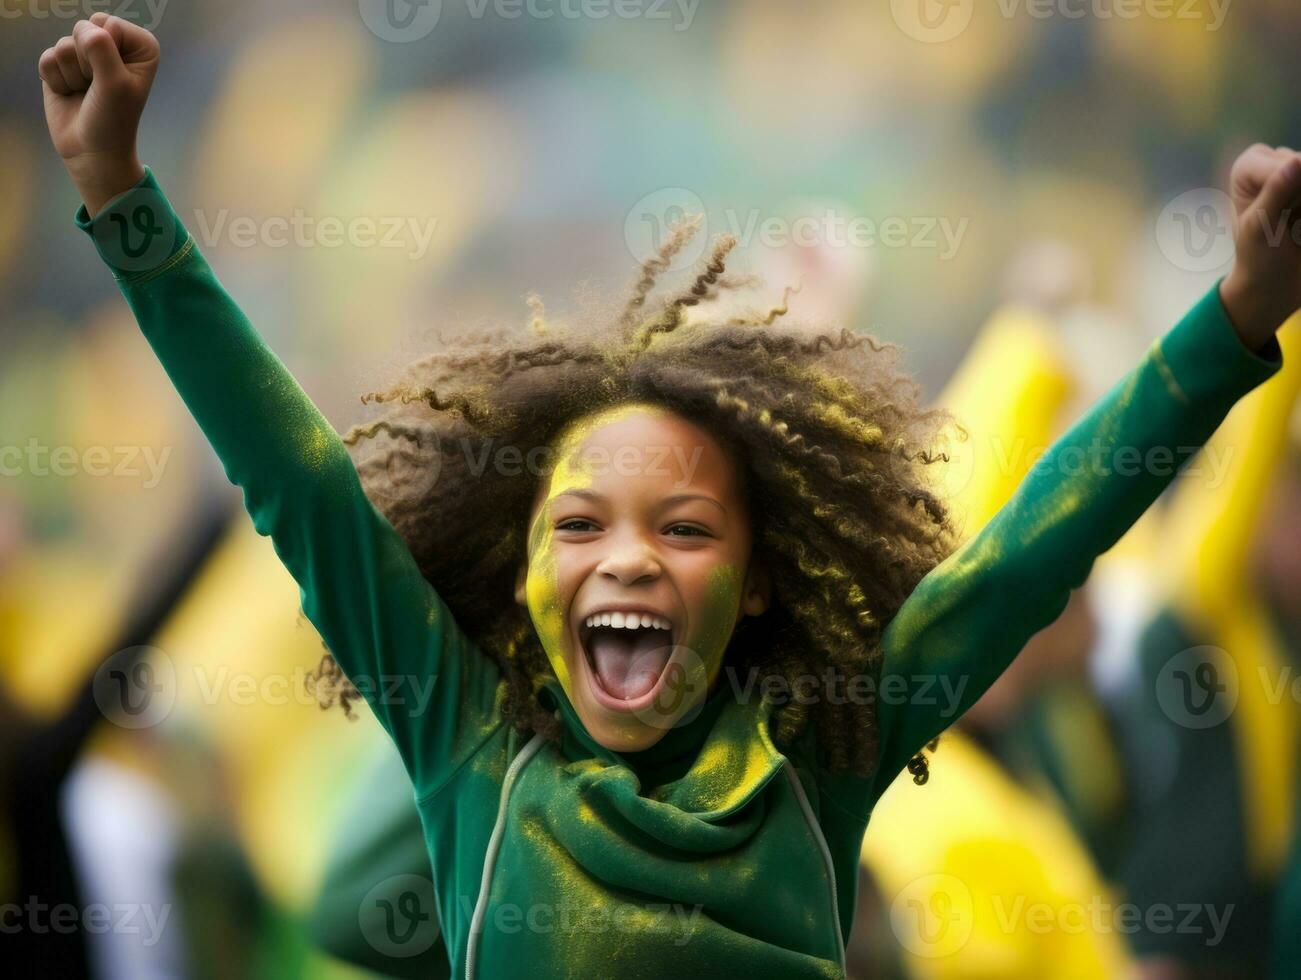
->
<box><xmin>577</xmin><ymin>611</ymin><xmax>678</xmax><ymax>710</ymax></box>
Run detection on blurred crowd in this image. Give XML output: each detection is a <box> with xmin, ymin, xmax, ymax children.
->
<box><xmin>3</xmin><ymin>0</ymin><xmax>1301</xmax><ymax>976</ymax></box>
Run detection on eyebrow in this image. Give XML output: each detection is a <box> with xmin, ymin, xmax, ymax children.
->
<box><xmin>552</xmin><ymin>488</ymin><xmax>727</xmax><ymax>515</ymax></box>
<box><xmin>664</xmin><ymin>493</ymin><xmax>727</xmax><ymax>515</ymax></box>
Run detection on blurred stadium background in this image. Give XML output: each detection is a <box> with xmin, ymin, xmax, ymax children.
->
<box><xmin>3</xmin><ymin>1</ymin><xmax>1301</xmax><ymax>977</ymax></box>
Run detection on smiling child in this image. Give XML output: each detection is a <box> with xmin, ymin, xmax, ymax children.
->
<box><xmin>41</xmin><ymin>14</ymin><xmax>1299</xmax><ymax>979</ymax></box>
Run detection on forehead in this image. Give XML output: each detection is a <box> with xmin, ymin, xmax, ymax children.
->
<box><xmin>539</xmin><ymin>402</ymin><xmax>740</xmax><ymax>503</ymax></box>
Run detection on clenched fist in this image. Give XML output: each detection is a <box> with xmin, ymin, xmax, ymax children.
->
<box><xmin>39</xmin><ymin>13</ymin><xmax>159</xmax><ymax>218</ymax></box>
<box><xmin>1219</xmin><ymin>144</ymin><xmax>1301</xmax><ymax>353</ymax></box>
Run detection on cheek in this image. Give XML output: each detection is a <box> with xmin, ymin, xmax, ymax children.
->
<box><xmin>688</xmin><ymin>563</ymin><xmax>745</xmax><ymax>673</ymax></box>
<box><xmin>524</xmin><ymin>527</ymin><xmax>578</xmax><ymax>688</ymax></box>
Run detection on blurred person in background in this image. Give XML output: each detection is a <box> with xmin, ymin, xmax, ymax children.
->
<box><xmin>854</xmin><ymin>246</ymin><xmax>1135</xmax><ymax>979</ymax></box>
<box><xmin>1264</xmin><ymin>430</ymin><xmax>1301</xmax><ymax>980</ymax></box>
<box><xmin>1110</xmin><ymin>358</ymin><xmax>1301</xmax><ymax>980</ymax></box>
<box><xmin>1</xmin><ymin>497</ymin><xmax>231</xmax><ymax>976</ymax></box>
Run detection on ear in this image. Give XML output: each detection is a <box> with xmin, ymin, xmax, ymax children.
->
<box><xmin>515</xmin><ymin>561</ymin><xmax>529</xmax><ymax>607</ymax></box>
<box><xmin>741</xmin><ymin>559</ymin><xmax>771</xmax><ymax>617</ymax></box>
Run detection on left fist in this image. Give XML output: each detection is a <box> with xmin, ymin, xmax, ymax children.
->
<box><xmin>1219</xmin><ymin>143</ymin><xmax>1301</xmax><ymax>352</ymax></box>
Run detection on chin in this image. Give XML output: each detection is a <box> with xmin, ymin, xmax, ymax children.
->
<box><xmin>563</xmin><ymin>666</ymin><xmax>670</xmax><ymax>751</ymax></box>
<box><xmin>585</xmin><ymin>715</ymin><xmax>671</xmax><ymax>753</ymax></box>
<box><xmin>563</xmin><ymin>631</ymin><xmax>712</xmax><ymax>750</ymax></box>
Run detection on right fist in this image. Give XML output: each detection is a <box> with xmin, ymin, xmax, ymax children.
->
<box><xmin>39</xmin><ymin>13</ymin><xmax>159</xmax><ymax>214</ymax></box>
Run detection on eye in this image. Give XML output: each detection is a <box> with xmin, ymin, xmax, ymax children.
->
<box><xmin>666</xmin><ymin>523</ymin><xmax>710</xmax><ymax>537</ymax></box>
<box><xmin>556</xmin><ymin>518</ymin><xmax>598</xmax><ymax>532</ymax></box>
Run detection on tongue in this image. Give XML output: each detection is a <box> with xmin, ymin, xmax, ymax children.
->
<box><xmin>588</xmin><ymin>629</ymin><xmax>673</xmax><ymax>701</ymax></box>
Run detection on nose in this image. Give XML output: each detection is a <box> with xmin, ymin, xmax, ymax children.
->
<box><xmin>595</xmin><ymin>531</ymin><xmax>662</xmax><ymax>586</ymax></box>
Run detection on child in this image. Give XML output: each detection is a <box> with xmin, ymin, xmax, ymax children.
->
<box><xmin>41</xmin><ymin>13</ymin><xmax>1295</xmax><ymax>979</ymax></box>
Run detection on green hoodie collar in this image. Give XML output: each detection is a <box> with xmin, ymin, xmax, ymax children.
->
<box><xmin>537</xmin><ymin>674</ymin><xmax>788</xmax><ymax>822</ymax></box>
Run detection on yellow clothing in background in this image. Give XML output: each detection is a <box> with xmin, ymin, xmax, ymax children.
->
<box><xmin>862</xmin><ymin>732</ymin><xmax>1133</xmax><ymax>980</ymax></box>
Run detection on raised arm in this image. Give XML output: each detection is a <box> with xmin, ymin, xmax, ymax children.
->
<box><xmin>856</xmin><ymin>144</ymin><xmax>1301</xmax><ymax>805</ymax></box>
<box><xmin>41</xmin><ymin>15</ymin><xmax>502</xmax><ymax>799</ymax></box>
<box><xmin>867</xmin><ymin>283</ymin><xmax>1281</xmax><ymax>798</ymax></box>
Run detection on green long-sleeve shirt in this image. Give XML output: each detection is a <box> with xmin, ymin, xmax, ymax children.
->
<box><xmin>76</xmin><ymin>167</ymin><xmax>1282</xmax><ymax>980</ymax></box>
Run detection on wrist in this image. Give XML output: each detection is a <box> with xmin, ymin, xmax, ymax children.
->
<box><xmin>64</xmin><ymin>151</ymin><xmax>146</xmax><ymax>219</ymax></box>
<box><xmin>1218</xmin><ymin>268</ymin><xmax>1285</xmax><ymax>355</ymax></box>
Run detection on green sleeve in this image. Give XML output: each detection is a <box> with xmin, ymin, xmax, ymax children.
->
<box><xmin>74</xmin><ymin>167</ymin><xmax>503</xmax><ymax>800</ymax></box>
<box><xmin>307</xmin><ymin>744</ymin><xmax>449</xmax><ymax>979</ymax></box>
<box><xmin>857</xmin><ymin>283</ymin><xmax>1282</xmax><ymax>809</ymax></box>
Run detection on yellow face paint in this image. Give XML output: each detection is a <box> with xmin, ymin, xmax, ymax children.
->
<box><xmin>526</xmin><ymin>504</ymin><xmax>572</xmax><ymax>696</ymax></box>
<box><xmin>696</xmin><ymin>562</ymin><xmax>744</xmax><ymax>684</ymax></box>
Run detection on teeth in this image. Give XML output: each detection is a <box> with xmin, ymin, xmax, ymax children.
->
<box><xmin>584</xmin><ymin>612</ymin><xmax>671</xmax><ymax>632</ymax></box>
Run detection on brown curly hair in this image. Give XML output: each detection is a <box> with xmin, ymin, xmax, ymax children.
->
<box><xmin>306</xmin><ymin>221</ymin><xmax>957</xmax><ymax>780</ymax></box>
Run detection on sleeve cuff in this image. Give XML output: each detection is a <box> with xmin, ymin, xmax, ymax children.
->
<box><xmin>1155</xmin><ymin>278</ymin><xmax>1284</xmax><ymax>408</ymax></box>
<box><xmin>73</xmin><ymin>165</ymin><xmax>192</xmax><ymax>282</ymax></box>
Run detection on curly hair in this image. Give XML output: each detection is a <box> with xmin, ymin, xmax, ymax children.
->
<box><xmin>306</xmin><ymin>221</ymin><xmax>957</xmax><ymax>781</ymax></box>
